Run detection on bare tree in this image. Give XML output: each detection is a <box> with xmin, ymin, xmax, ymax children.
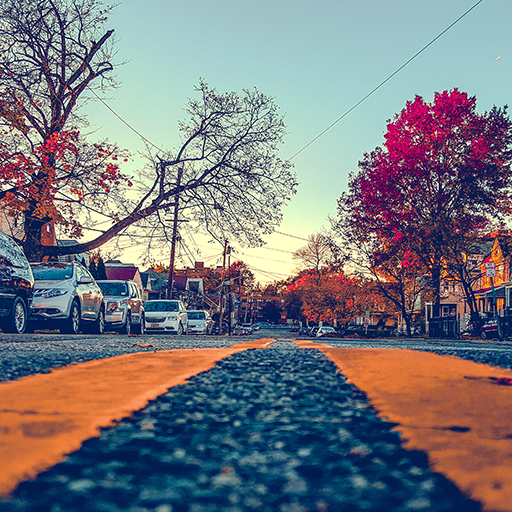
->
<box><xmin>0</xmin><ymin>0</ymin><xmax>297</xmax><ymax>261</ymax></box>
<box><xmin>292</xmin><ymin>232</ymin><xmax>343</xmax><ymax>278</ymax></box>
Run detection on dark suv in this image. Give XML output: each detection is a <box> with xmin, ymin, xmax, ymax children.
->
<box><xmin>0</xmin><ymin>231</ymin><xmax>34</xmax><ymax>334</ymax></box>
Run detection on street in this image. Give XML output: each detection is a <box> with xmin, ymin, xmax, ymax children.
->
<box><xmin>1</xmin><ymin>329</ymin><xmax>512</xmax><ymax>511</ymax></box>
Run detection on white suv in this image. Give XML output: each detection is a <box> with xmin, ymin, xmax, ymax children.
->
<box><xmin>187</xmin><ymin>310</ymin><xmax>214</xmax><ymax>335</ymax></box>
<box><xmin>29</xmin><ymin>262</ymin><xmax>105</xmax><ymax>334</ymax></box>
<box><xmin>144</xmin><ymin>300</ymin><xmax>188</xmax><ymax>334</ymax></box>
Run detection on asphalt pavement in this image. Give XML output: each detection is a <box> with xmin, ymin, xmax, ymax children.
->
<box><xmin>1</xmin><ymin>329</ymin><xmax>511</xmax><ymax>511</ymax></box>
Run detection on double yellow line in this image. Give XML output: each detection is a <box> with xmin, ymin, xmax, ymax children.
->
<box><xmin>3</xmin><ymin>338</ymin><xmax>512</xmax><ymax>512</ymax></box>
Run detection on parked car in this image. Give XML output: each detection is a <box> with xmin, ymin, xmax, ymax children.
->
<box><xmin>28</xmin><ymin>261</ymin><xmax>105</xmax><ymax>334</ymax></box>
<box><xmin>187</xmin><ymin>310</ymin><xmax>214</xmax><ymax>335</ymax></box>
<box><xmin>97</xmin><ymin>280</ymin><xmax>145</xmax><ymax>334</ymax></box>
<box><xmin>316</xmin><ymin>326</ymin><xmax>337</xmax><ymax>338</ymax></box>
<box><xmin>309</xmin><ymin>326</ymin><xmax>319</xmax><ymax>337</ymax></box>
<box><xmin>233</xmin><ymin>325</ymin><xmax>250</xmax><ymax>335</ymax></box>
<box><xmin>289</xmin><ymin>326</ymin><xmax>300</xmax><ymax>333</ymax></box>
<box><xmin>298</xmin><ymin>327</ymin><xmax>310</xmax><ymax>336</ymax></box>
<box><xmin>242</xmin><ymin>323</ymin><xmax>255</xmax><ymax>333</ymax></box>
<box><xmin>144</xmin><ymin>300</ymin><xmax>188</xmax><ymax>334</ymax></box>
<box><xmin>214</xmin><ymin>322</ymin><xmax>230</xmax><ymax>334</ymax></box>
<box><xmin>480</xmin><ymin>318</ymin><xmax>499</xmax><ymax>339</ymax></box>
<box><xmin>0</xmin><ymin>232</ymin><xmax>34</xmax><ymax>334</ymax></box>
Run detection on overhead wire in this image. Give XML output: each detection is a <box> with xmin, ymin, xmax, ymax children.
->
<box><xmin>86</xmin><ymin>87</ymin><xmax>164</xmax><ymax>152</ymax></box>
<box><xmin>86</xmin><ymin>0</ymin><xmax>484</xmax><ymax>280</ymax></box>
<box><xmin>287</xmin><ymin>0</ymin><xmax>485</xmax><ymax>161</ymax></box>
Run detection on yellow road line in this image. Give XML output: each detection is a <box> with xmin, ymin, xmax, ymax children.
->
<box><xmin>294</xmin><ymin>340</ymin><xmax>512</xmax><ymax>512</ymax></box>
<box><xmin>0</xmin><ymin>339</ymin><xmax>273</xmax><ymax>496</ymax></box>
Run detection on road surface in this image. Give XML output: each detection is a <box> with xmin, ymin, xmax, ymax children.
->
<box><xmin>1</xmin><ymin>329</ymin><xmax>512</xmax><ymax>511</ymax></box>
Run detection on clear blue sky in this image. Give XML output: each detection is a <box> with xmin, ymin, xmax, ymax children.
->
<box><xmin>83</xmin><ymin>0</ymin><xmax>511</xmax><ymax>282</ymax></box>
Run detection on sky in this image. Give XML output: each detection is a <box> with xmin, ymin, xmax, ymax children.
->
<box><xmin>81</xmin><ymin>0</ymin><xmax>512</xmax><ymax>283</ymax></box>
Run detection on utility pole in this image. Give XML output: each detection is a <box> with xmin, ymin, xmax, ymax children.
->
<box><xmin>227</xmin><ymin>245</ymin><xmax>232</xmax><ymax>336</ymax></box>
<box><xmin>218</xmin><ymin>240</ymin><xmax>228</xmax><ymax>335</ymax></box>
<box><xmin>167</xmin><ymin>167</ymin><xmax>183</xmax><ymax>300</ymax></box>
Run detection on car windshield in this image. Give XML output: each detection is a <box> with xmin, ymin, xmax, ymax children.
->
<box><xmin>188</xmin><ymin>312</ymin><xmax>206</xmax><ymax>320</ymax></box>
<box><xmin>98</xmin><ymin>282</ymin><xmax>129</xmax><ymax>296</ymax></box>
<box><xmin>31</xmin><ymin>263</ymin><xmax>73</xmax><ymax>281</ymax></box>
<box><xmin>144</xmin><ymin>301</ymin><xmax>179</xmax><ymax>312</ymax></box>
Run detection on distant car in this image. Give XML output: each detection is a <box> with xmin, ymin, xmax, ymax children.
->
<box><xmin>187</xmin><ymin>310</ymin><xmax>214</xmax><ymax>335</ymax></box>
<box><xmin>233</xmin><ymin>325</ymin><xmax>249</xmax><ymax>335</ymax></box>
<box><xmin>144</xmin><ymin>300</ymin><xmax>188</xmax><ymax>334</ymax></box>
<box><xmin>298</xmin><ymin>327</ymin><xmax>310</xmax><ymax>336</ymax></box>
<box><xmin>214</xmin><ymin>322</ymin><xmax>230</xmax><ymax>334</ymax></box>
<box><xmin>480</xmin><ymin>319</ymin><xmax>499</xmax><ymax>339</ymax></box>
<box><xmin>242</xmin><ymin>323</ymin><xmax>254</xmax><ymax>333</ymax></box>
<box><xmin>97</xmin><ymin>280</ymin><xmax>145</xmax><ymax>335</ymax></box>
<box><xmin>255</xmin><ymin>322</ymin><xmax>271</xmax><ymax>330</ymax></box>
<box><xmin>29</xmin><ymin>261</ymin><xmax>105</xmax><ymax>334</ymax></box>
<box><xmin>316</xmin><ymin>326</ymin><xmax>336</xmax><ymax>338</ymax></box>
<box><xmin>0</xmin><ymin>232</ymin><xmax>34</xmax><ymax>334</ymax></box>
<box><xmin>289</xmin><ymin>326</ymin><xmax>300</xmax><ymax>333</ymax></box>
<box><xmin>309</xmin><ymin>326</ymin><xmax>319</xmax><ymax>337</ymax></box>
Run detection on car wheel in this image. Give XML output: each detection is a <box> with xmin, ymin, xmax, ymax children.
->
<box><xmin>121</xmin><ymin>313</ymin><xmax>132</xmax><ymax>335</ymax></box>
<box><xmin>481</xmin><ymin>330</ymin><xmax>487</xmax><ymax>339</ymax></box>
<box><xmin>177</xmin><ymin>322</ymin><xmax>183</xmax><ymax>335</ymax></box>
<box><xmin>63</xmin><ymin>301</ymin><xmax>81</xmax><ymax>334</ymax></box>
<box><xmin>92</xmin><ymin>308</ymin><xmax>105</xmax><ymax>335</ymax></box>
<box><xmin>138</xmin><ymin>316</ymin><xmax>145</xmax><ymax>335</ymax></box>
<box><xmin>3</xmin><ymin>297</ymin><xmax>27</xmax><ymax>334</ymax></box>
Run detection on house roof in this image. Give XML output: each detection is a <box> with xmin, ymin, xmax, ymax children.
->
<box><xmin>105</xmin><ymin>267</ymin><xmax>138</xmax><ymax>281</ymax></box>
<box><xmin>497</xmin><ymin>234</ymin><xmax>512</xmax><ymax>259</ymax></box>
<box><xmin>143</xmin><ymin>269</ymin><xmax>169</xmax><ymax>291</ymax></box>
<box><xmin>174</xmin><ymin>275</ymin><xmax>188</xmax><ymax>290</ymax></box>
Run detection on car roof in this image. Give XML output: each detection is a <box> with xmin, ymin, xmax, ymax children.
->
<box><xmin>145</xmin><ymin>299</ymin><xmax>179</xmax><ymax>303</ymax></box>
<box><xmin>97</xmin><ymin>280</ymin><xmax>133</xmax><ymax>284</ymax></box>
<box><xmin>31</xmin><ymin>261</ymin><xmax>73</xmax><ymax>267</ymax></box>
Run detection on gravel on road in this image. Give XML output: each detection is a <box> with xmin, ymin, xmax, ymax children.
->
<box><xmin>0</xmin><ymin>340</ymin><xmax>481</xmax><ymax>512</ymax></box>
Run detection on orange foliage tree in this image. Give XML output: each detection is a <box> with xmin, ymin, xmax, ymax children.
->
<box><xmin>284</xmin><ymin>270</ymin><xmax>369</xmax><ymax>325</ymax></box>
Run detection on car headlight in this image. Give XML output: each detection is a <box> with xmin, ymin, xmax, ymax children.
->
<box><xmin>41</xmin><ymin>289</ymin><xmax>68</xmax><ymax>298</ymax></box>
<box><xmin>167</xmin><ymin>315</ymin><xmax>177</xmax><ymax>321</ymax></box>
<box><xmin>107</xmin><ymin>301</ymin><xmax>119</xmax><ymax>313</ymax></box>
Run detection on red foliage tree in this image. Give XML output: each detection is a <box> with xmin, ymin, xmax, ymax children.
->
<box><xmin>337</xmin><ymin>89</ymin><xmax>512</xmax><ymax>315</ymax></box>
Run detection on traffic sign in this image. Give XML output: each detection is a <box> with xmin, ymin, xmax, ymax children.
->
<box><xmin>485</xmin><ymin>262</ymin><xmax>496</xmax><ymax>278</ymax></box>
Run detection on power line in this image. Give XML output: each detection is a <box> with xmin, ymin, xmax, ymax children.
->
<box><xmin>274</xmin><ymin>230</ymin><xmax>310</xmax><ymax>242</ymax></box>
<box><xmin>287</xmin><ymin>0</ymin><xmax>485</xmax><ymax>161</ymax></box>
<box><xmin>87</xmin><ymin>87</ymin><xmax>163</xmax><ymax>152</ymax></box>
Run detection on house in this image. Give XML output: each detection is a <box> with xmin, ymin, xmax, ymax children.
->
<box><xmin>104</xmin><ymin>260</ymin><xmax>143</xmax><ymax>290</ymax></box>
<box><xmin>474</xmin><ymin>231</ymin><xmax>512</xmax><ymax>313</ymax></box>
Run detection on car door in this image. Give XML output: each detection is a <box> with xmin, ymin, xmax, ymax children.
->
<box><xmin>75</xmin><ymin>264</ymin><xmax>94</xmax><ymax>320</ymax></box>
<box><xmin>85</xmin><ymin>267</ymin><xmax>103</xmax><ymax>319</ymax></box>
<box><xmin>0</xmin><ymin>245</ymin><xmax>16</xmax><ymax>317</ymax></box>
<box><xmin>0</xmin><ymin>237</ymin><xmax>33</xmax><ymax>319</ymax></box>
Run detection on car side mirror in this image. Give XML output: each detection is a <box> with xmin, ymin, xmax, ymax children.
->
<box><xmin>79</xmin><ymin>276</ymin><xmax>93</xmax><ymax>284</ymax></box>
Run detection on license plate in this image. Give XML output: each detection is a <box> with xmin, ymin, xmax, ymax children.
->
<box><xmin>151</xmin><ymin>324</ymin><xmax>159</xmax><ymax>328</ymax></box>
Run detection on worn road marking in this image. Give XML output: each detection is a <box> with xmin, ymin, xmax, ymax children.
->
<box><xmin>294</xmin><ymin>340</ymin><xmax>512</xmax><ymax>512</ymax></box>
<box><xmin>0</xmin><ymin>339</ymin><xmax>273</xmax><ymax>496</ymax></box>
